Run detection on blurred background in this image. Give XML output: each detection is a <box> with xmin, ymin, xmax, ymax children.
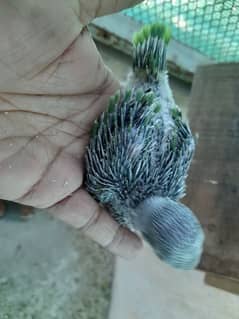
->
<box><xmin>125</xmin><ymin>0</ymin><xmax>239</xmax><ymax>62</ymax></box>
<box><xmin>1</xmin><ymin>1</ymin><xmax>239</xmax><ymax>318</ymax></box>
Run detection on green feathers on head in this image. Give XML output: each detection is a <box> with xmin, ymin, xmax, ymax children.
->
<box><xmin>133</xmin><ymin>23</ymin><xmax>171</xmax><ymax>46</ymax></box>
<box><xmin>132</xmin><ymin>23</ymin><xmax>171</xmax><ymax>81</ymax></box>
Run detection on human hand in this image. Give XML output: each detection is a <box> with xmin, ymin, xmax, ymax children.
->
<box><xmin>0</xmin><ymin>0</ymin><xmax>142</xmax><ymax>257</ymax></box>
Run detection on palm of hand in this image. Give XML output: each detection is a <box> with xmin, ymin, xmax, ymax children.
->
<box><xmin>0</xmin><ymin>0</ymin><xmax>141</xmax><ymax>257</ymax></box>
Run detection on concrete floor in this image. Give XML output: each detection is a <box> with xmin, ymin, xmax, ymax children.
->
<box><xmin>0</xmin><ymin>203</ymin><xmax>114</xmax><ymax>319</ymax></box>
<box><xmin>109</xmin><ymin>245</ymin><xmax>239</xmax><ymax>319</ymax></box>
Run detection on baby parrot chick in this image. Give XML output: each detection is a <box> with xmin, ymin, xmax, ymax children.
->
<box><xmin>85</xmin><ymin>23</ymin><xmax>204</xmax><ymax>270</ymax></box>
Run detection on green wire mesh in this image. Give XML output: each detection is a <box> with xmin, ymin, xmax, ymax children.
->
<box><xmin>124</xmin><ymin>0</ymin><xmax>239</xmax><ymax>62</ymax></box>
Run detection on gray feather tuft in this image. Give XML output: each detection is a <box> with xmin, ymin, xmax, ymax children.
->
<box><xmin>134</xmin><ymin>197</ymin><xmax>204</xmax><ymax>269</ymax></box>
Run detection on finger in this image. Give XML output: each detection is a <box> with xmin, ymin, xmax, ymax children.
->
<box><xmin>79</xmin><ymin>0</ymin><xmax>143</xmax><ymax>24</ymax></box>
<box><xmin>48</xmin><ymin>188</ymin><xmax>142</xmax><ymax>259</ymax></box>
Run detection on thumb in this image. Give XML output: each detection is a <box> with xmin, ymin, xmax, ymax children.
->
<box><xmin>48</xmin><ymin>189</ymin><xmax>142</xmax><ymax>259</ymax></box>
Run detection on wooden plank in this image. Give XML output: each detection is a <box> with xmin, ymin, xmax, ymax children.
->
<box><xmin>183</xmin><ymin>63</ymin><xmax>239</xmax><ymax>279</ymax></box>
<box><xmin>205</xmin><ymin>273</ymin><xmax>239</xmax><ymax>296</ymax></box>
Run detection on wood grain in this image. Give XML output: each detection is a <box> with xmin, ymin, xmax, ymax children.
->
<box><xmin>184</xmin><ymin>63</ymin><xmax>239</xmax><ymax>279</ymax></box>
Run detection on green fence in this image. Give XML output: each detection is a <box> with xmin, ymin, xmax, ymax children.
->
<box><xmin>124</xmin><ymin>0</ymin><xmax>239</xmax><ymax>62</ymax></box>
